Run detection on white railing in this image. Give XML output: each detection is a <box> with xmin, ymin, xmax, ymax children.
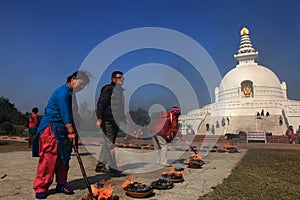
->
<box><xmin>247</xmin><ymin>130</ymin><xmax>266</xmax><ymax>143</ymax></box>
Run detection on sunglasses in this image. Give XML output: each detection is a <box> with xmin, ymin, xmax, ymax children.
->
<box><xmin>172</xmin><ymin>110</ymin><xmax>181</xmax><ymax>114</ymax></box>
<box><xmin>114</xmin><ymin>76</ymin><xmax>125</xmax><ymax>80</ymax></box>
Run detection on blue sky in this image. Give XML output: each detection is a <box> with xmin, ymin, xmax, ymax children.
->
<box><xmin>1</xmin><ymin>0</ymin><xmax>300</xmax><ymax>113</ymax></box>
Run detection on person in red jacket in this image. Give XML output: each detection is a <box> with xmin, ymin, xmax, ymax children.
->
<box><xmin>150</xmin><ymin>106</ymin><xmax>182</xmax><ymax>167</ymax></box>
<box><xmin>27</xmin><ymin>107</ymin><xmax>39</xmax><ymax>147</ymax></box>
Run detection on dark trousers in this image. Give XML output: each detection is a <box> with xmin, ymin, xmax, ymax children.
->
<box><xmin>97</xmin><ymin>121</ymin><xmax>119</xmax><ymax>171</ymax></box>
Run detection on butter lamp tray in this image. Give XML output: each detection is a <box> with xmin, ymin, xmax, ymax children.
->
<box><xmin>217</xmin><ymin>149</ymin><xmax>226</xmax><ymax>153</ymax></box>
<box><xmin>125</xmin><ymin>189</ymin><xmax>153</xmax><ymax>198</ymax></box>
<box><xmin>188</xmin><ymin>159</ymin><xmax>204</xmax><ymax>168</ymax></box>
<box><xmin>165</xmin><ymin>177</ymin><xmax>184</xmax><ymax>183</ymax></box>
<box><xmin>123</xmin><ymin>182</ymin><xmax>153</xmax><ymax>198</ymax></box>
<box><xmin>151</xmin><ymin>178</ymin><xmax>174</xmax><ymax>190</ymax></box>
<box><xmin>161</xmin><ymin>174</ymin><xmax>184</xmax><ymax>183</ymax></box>
<box><xmin>174</xmin><ymin>167</ymin><xmax>184</xmax><ymax>172</ymax></box>
<box><xmin>188</xmin><ymin>163</ymin><xmax>203</xmax><ymax>169</ymax></box>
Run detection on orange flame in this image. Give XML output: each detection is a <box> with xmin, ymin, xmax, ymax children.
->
<box><xmin>90</xmin><ymin>179</ymin><xmax>114</xmax><ymax>200</ymax></box>
<box><xmin>162</xmin><ymin>168</ymin><xmax>184</xmax><ymax>176</ymax></box>
<box><xmin>223</xmin><ymin>145</ymin><xmax>236</xmax><ymax>150</ymax></box>
<box><xmin>122</xmin><ymin>176</ymin><xmax>136</xmax><ymax>188</ymax></box>
<box><xmin>192</xmin><ymin>154</ymin><xmax>203</xmax><ymax>161</ymax></box>
<box><xmin>99</xmin><ymin>183</ymin><xmax>113</xmax><ymax>199</ymax></box>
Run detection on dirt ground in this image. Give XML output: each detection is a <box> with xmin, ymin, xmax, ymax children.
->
<box><xmin>0</xmin><ymin>141</ymin><xmax>246</xmax><ymax>200</ymax></box>
<box><xmin>0</xmin><ymin>142</ymin><xmax>298</xmax><ymax>200</ymax></box>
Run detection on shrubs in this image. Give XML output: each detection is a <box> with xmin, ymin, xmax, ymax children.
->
<box><xmin>0</xmin><ymin>97</ymin><xmax>27</xmax><ymax>125</ymax></box>
<box><xmin>0</xmin><ymin>122</ymin><xmax>26</xmax><ymax>136</ymax></box>
<box><xmin>0</xmin><ymin>122</ymin><xmax>15</xmax><ymax>132</ymax></box>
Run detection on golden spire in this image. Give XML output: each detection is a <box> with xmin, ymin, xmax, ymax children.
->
<box><xmin>240</xmin><ymin>27</ymin><xmax>249</xmax><ymax>36</ymax></box>
<box><xmin>234</xmin><ymin>26</ymin><xmax>258</xmax><ymax>65</ymax></box>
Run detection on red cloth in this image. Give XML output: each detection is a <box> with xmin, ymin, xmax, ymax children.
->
<box><xmin>28</xmin><ymin>112</ymin><xmax>38</xmax><ymax>128</ymax></box>
<box><xmin>33</xmin><ymin>125</ymin><xmax>69</xmax><ymax>194</ymax></box>
<box><xmin>150</xmin><ymin>112</ymin><xmax>182</xmax><ymax>142</ymax></box>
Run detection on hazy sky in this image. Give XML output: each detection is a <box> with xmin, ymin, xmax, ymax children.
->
<box><xmin>1</xmin><ymin>0</ymin><xmax>300</xmax><ymax>114</ymax></box>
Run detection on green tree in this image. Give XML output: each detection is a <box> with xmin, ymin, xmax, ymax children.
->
<box><xmin>129</xmin><ymin>108</ymin><xmax>151</xmax><ymax>127</ymax></box>
<box><xmin>0</xmin><ymin>97</ymin><xmax>27</xmax><ymax>125</ymax></box>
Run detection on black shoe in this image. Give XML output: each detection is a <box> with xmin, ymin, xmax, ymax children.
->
<box><xmin>109</xmin><ymin>169</ymin><xmax>125</xmax><ymax>177</ymax></box>
<box><xmin>95</xmin><ymin>166</ymin><xmax>110</xmax><ymax>173</ymax></box>
<box><xmin>110</xmin><ymin>172</ymin><xmax>126</xmax><ymax>177</ymax></box>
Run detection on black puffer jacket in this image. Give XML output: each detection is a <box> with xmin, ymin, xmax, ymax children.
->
<box><xmin>96</xmin><ymin>82</ymin><xmax>126</xmax><ymax>124</ymax></box>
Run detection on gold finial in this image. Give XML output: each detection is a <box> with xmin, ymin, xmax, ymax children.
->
<box><xmin>240</xmin><ymin>27</ymin><xmax>249</xmax><ymax>36</ymax></box>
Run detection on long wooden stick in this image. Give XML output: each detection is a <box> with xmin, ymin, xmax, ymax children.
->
<box><xmin>72</xmin><ymin>139</ymin><xmax>94</xmax><ymax>199</ymax></box>
<box><xmin>182</xmin><ymin>139</ymin><xmax>198</xmax><ymax>154</ymax></box>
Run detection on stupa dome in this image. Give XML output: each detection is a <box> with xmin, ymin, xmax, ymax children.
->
<box><xmin>180</xmin><ymin>27</ymin><xmax>298</xmax><ymax>137</ymax></box>
<box><xmin>219</xmin><ymin>63</ymin><xmax>282</xmax><ymax>91</ymax></box>
<box><xmin>215</xmin><ymin>27</ymin><xmax>285</xmax><ymax>102</ymax></box>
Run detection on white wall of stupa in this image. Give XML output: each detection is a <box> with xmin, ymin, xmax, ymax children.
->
<box><xmin>180</xmin><ymin>27</ymin><xmax>300</xmax><ymax>136</ymax></box>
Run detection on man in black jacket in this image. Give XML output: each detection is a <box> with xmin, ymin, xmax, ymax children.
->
<box><xmin>95</xmin><ymin>71</ymin><xmax>128</xmax><ymax>176</ymax></box>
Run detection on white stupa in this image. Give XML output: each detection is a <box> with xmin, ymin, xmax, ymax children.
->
<box><xmin>180</xmin><ymin>27</ymin><xmax>300</xmax><ymax>135</ymax></box>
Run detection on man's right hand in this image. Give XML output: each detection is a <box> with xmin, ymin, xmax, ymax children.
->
<box><xmin>96</xmin><ymin>119</ymin><xmax>102</xmax><ymax>128</ymax></box>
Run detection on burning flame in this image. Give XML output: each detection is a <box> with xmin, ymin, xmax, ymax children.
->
<box><xmin>122</xmin><ymin>176</ymin><xmax>136</xmax><ymax>188</ymax></box>
<box><xmin>162</xmin><ymin>168</ymin><xmax>184</xmax><ymax>176</ymax></box>
<box><xmin>191</xmin><ymin>154</ymin><xmax>203</xmax><ymax>161</ymax></box>
<box><xmin>223</xmin><ymin>145</ymin><xmax>237</xmax><ymax>150</ymax></box>
<box><xmin>140</xmin><ymin>144</ymin><xmax>151</xmax><ymax>149</ymax></box>
<box><xmin>90</xmin><ymin>179</ymin><xmax>114</xmax><ymax>200</ymax></box>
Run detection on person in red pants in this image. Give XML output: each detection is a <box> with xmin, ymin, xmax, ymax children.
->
<box><xmin>27</xmin><ymin>107</ymin><xmax>39</xmax><ymax>147</ymax></box>
<box><xmin>32</xmin><ymin>71</ymin><xmax>89</xmax><ymax>199</ymax></box>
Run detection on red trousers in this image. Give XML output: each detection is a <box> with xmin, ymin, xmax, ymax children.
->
<box><xmin>33</xmin><ymin>125</ymin><xmax>69</xmax><ymax>194</ymax></box>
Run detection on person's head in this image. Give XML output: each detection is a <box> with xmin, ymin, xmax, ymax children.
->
<box><xmin>67</xmin><ymin>70</ymin><xmax>89</xmax><ymax>92</ymax></box>
<box><xmin>111</xmin><ymin>71</ymin><xmax>124</xmax><ymax>85</ymax></box>
<box><xmin>32</xmin><ymin>107</ymin><xmax>39</xmax><ymax>114</ymax></box>
<box><xmin>171</xmin><ymin>106</ymin><xmax>181</xmax><ymax>117</ymax></box>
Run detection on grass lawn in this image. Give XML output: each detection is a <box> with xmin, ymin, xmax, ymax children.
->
<box><xmin>200</xmin><ymin>148</ymin><xmax>300</xmax><ymax>200</ymax></box>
